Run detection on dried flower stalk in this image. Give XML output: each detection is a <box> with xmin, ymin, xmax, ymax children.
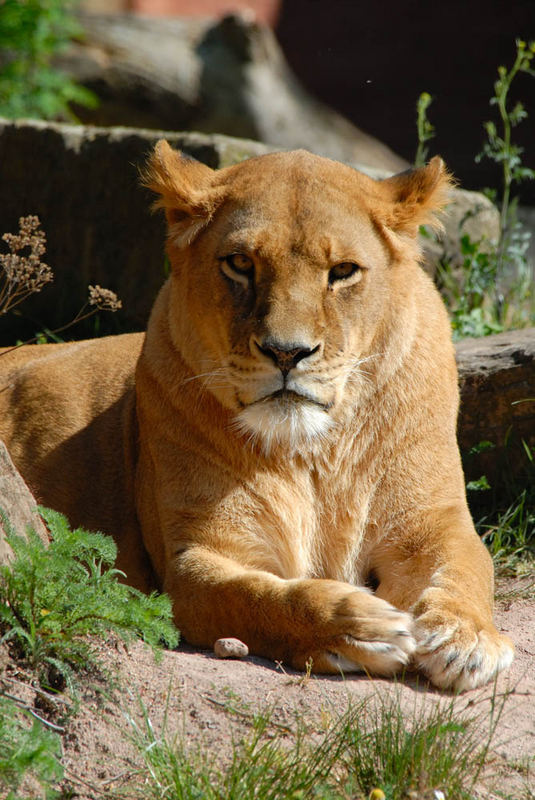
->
<box><xmin>0</xmin><ymin>217</ymin><xmax>123</xmax><ymax>357</ymax></box>
<box><xmin>0</xmin><ymin>216</ymin><xmax>53</xmax><ymax>315</ymax></box>
<box><xmin>88</xmin><ymin>285</ymin><xmax>122</xmax><ymax>312</ymax></box>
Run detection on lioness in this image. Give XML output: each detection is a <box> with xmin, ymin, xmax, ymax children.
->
<box><xmin>0</xmin><ymin>144</ymin><xmax>513</xmax><ymax>690</ymax></box>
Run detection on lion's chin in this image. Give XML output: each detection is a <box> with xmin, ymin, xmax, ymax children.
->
<box><xmin>234</xmin><ymin>394</ymin><xmax>333</xmax><ymax>455</ymax></box>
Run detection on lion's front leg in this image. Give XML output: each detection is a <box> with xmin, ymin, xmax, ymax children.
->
<box><xmin>165</xmin><ymin>545</ymin><xmax>416</xmax><ymax>676</ymax></box>
<box><xmin>369</xmin><ymin>505</ymin><xmax>514</xmax><ymax>691</ymax></box>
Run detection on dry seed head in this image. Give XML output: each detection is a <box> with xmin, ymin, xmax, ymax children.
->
<box><xmin>88</xmin><ymin>285</ymin><xmax>122</xmax><ymax>312</ymax></box>
<box><xmin>0</xmin><ymin>216</ymin><xmax>53</xmax><ymax>313</ymax></box>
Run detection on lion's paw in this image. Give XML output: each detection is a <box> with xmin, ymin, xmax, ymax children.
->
<box><xmin>414</xmin><ymin>607</ymin><xmax>514</xmax><ymax>691</ymax></box>
<box><xmin>324</xmin><ymin>616</ymin><xmax>416</xmax><ymax>676</ymax></box>
<box><xmin>294</xmin><ymin>587</ymin><xmax>416</xmax><ymax>676</ymax></box>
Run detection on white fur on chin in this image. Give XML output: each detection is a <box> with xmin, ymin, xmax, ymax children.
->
<box><xmin>234</xmin><ymin>398</ymin><xmax>333</xmax><ymax>455</ymax></box>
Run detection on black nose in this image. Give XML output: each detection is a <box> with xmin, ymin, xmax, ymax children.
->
<box><xmin>255</xmin><ymin>339</ymin><xmax>320</xmax><ymax>374</ymax></box>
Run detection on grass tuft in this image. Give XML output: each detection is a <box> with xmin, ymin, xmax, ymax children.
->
<box><xmin>128</xmin><ymin>685</ymin><xmax>510</xmax><ymax>800</ymax></box>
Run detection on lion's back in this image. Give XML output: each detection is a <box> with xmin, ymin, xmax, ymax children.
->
<box><xmin>0</xmin><ymin>334</ymin><xmax>147</xmax><ymax>569</ymax></box>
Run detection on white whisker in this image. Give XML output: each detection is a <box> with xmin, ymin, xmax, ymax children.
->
<box><xmin>181</xmin><ymin>368</ymin><xmax>228</xmax><ymax>386</ymax></box>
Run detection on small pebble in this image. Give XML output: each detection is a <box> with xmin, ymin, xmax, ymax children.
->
<box><xmin>213</xmin><ymin>637</ymin><xmax>249</xmax><ymax>659</ymax></box>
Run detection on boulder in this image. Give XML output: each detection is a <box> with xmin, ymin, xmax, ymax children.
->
<box><xmin>214</xmin><ymin>638</ymin><xmax>249</xmax><ymax>659</ymax></box>
<box><xmin>456</xmin><ymin>327</ymin><xmax>535</xmax><ymax>494</ymax></box>
<box><xmin>57</xmin><ymin>12</ymin><xmax>408</xmax><ymax>173</ymax></box>
<box><xmin>422</xmin><ymin>188</ymin><xmax>500</xmax><ymax>275</ymax></box>
<box><xmin>0</xmin><ymin>118</ymin><xmax>499</xmax><ymax>345</ymax></box>
<box><xmin>0</xmin><ymin>441</ymin><xmax>49</xmax><ymax>565</ymax></box>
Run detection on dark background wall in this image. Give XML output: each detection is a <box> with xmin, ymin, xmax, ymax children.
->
<box><xmin>275</xmin><ymin>0</ymin><xmax>535</xmax><ymax>200</ymax></box>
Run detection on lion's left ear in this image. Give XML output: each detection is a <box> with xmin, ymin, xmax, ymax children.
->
<box><xmin>379</xmin><ymin>157</ymin><xmax>454</xmax><ymax>235</ymax></box>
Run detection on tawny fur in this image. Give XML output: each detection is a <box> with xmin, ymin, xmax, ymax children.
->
<box><xmin>0</xmin><ymin>145</ymin><xmax>513</xmax><ymax>690</ymax></box>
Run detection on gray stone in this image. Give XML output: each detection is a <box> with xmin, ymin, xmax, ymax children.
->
<box><xmin>421</xmin><ymin>188</ymin><xmax>500</xmax><ymax>275</ymax></box>
<box><xmin>0</xmin><ymin>441</ymin><xmax>49</xmax><ymax>565</ymax></box>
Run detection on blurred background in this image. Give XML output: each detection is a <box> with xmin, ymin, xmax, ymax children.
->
<box><xmin>76</xmin><ymin>0</ymin><xmax>535</xmax><ymax>199</ymax></box>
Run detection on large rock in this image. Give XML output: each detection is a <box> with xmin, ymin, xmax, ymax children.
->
<box><xmin>0</xmin><ymin>441</ymin><xmax>49</xmax><ymax>565</ymax></box>
<box><xmin>422</xmin><ymin>188</ymin><xmax>500</xmax><ymax>274</ymax></box>
<box><xmin>0</xmin><ymin>118</ymin><xmax>498</xmax><ymax>344</ymax></box>
<box><xmin>58</xmin><ymin>12</ymin><xmax>408</xmax><ymax>173</ymax></box>
<box><xmin>457</xmin><ymin>328</ymin><xmax>535</xmax><ymax>493</ymax></box>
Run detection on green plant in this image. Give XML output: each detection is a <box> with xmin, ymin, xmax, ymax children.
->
<box><xmin>414</xmin><ymin>91</ymin><xmax>435</xmax><ymax>168</ymax></box>
<box><xmin>472</xmin><ymin>38</ymin><xmax>535</xmax><ymax>335</ymax></box>
<box><xmin>129</xmin><ymin>688</ymin><xmax>508</xmax><ymax>800</ymax></box>
<box><xmin>419</xmin><ymin>39</ymin><xmax>535</xmax><ymax>339</ymax></box>
<box><xmin>436</xmin><ymin>234</ymin><xmax>507</xmax><ymax>339</ymax></box>
<box><xmin>0</xmin><ymin>695</ymin><xmax>63</xmax><ymax>799</ymax></box>
<box><xmin>0</xmin><ymin>507</ymin><xmax>179</xmax><ymax>692</ymax></box>
<box><xmin>476</xmin><ymin>40</ymin><xmax>535</xmax><ymax>260</ymax></box>
<box><xmin>0</xmin><ymin>0</ymin><xmax>97</xmax><ymax>121</ymax></box>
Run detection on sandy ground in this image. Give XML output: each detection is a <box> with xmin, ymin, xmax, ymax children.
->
<box><xmin>2</xmin><ymin>578</ymin><xmax>534</xmax><ymax>800</ymax></box>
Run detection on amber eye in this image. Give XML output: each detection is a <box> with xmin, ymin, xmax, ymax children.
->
<box><xmin>220</xmin><ymin>253</ymin><xmax>254</xmax><ymax>287</ymax></box>
<box><xmin>328</xmin><ymin>262</ymin><xmax>362</xmax><ymax>284</ymax></box>
<box><xmin>226</xmin><ymin>254</ymin><xmax>254</xmax><ymax>274</ymax></box>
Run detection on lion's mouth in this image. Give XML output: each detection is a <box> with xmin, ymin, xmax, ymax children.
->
<box><xmin>234</xmin><ymin>386</ymin><xmax>334</xmax><ymax>453</ymax></box>
<box><xmin>256</xmin><ymin>388</ymin><xmax>330</xmax><ymax>411</ymax></box>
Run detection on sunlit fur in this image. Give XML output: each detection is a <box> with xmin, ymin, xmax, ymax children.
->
<box><xmin>0</xmin><ymin>145</ymin><xmax>513</xmax><ymax>691</ymax></box>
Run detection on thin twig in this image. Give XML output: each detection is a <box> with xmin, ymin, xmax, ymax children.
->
<box><xmin>2</xmin><ymin>674</ymin><xmax>70</xmax><ymax>707</ymax></box>
<box><xmin>1</xmin><ymin>689</ymin><xmax>66</xmax><ymax>732</ymax></box>
<box><xmin>63</xmin><ymin>766</ymin><xmax>133</xmax><ymax>797</ymax></box>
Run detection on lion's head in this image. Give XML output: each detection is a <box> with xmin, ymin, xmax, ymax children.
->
<box><xmin>143</xmin><ymin>143</ymin><xmax>453</xmax><ymax>453</ymax></box>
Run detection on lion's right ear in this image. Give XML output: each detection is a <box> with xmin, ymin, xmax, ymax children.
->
<box><xmin>379</xmin><ymin>156</ymin><xmax>455</xmax><ymax>236</ymax></box>
<box><xmin>141</xmin><ymin>140</ymin><xmax>219</xmax><ymax>247</ymax></box>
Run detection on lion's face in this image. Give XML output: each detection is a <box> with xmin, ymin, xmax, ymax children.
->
<box><xmin>144</xmin><ymin>145</ymin><xmax>451</xmax><ymax>452</ymax></box>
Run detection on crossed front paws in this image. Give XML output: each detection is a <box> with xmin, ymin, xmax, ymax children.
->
<box><xmin>288</xmin><ymin>580</ymin><xmax>513</xmax><ymax>690</ymax></box>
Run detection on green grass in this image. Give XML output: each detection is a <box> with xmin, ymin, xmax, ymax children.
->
<box><xmin>0</xmin><ymin>507</ymin><xmax>179</xmax><ymax>693</ymax></box>
<box><xmin>469</xmin><ymin>437</ymin><xmax>535</xmax><ymax>589</ymax></box>
<box><xmin>127</xmin><ymin>686</ymin><xmax>511</xmax><ymax>800</ymax></box>
<box><xmin>481</xmin><ymin>490</ymin><xmax>535</xmax><ymax>572</ymax></box>
<box><xmin>478</xmin><ymin>488</ymin><xmax>535</xmax><ymax>602</ymax></box>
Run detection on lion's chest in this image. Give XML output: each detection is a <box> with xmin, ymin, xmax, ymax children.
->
<box><xmin>243</xmin><ymin>466</ymin><xmax>371</xmax><ymax>584</ymax></box>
